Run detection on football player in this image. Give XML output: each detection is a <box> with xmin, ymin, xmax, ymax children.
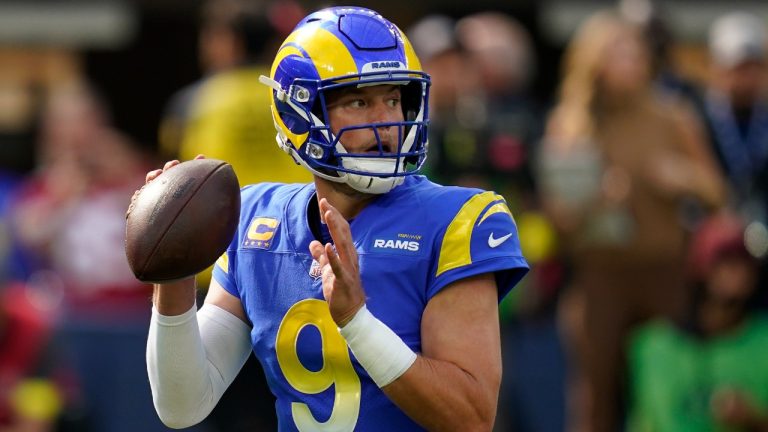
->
<box><xmin>145</xmin><ymin>6</ymin><xmax>528</xmax><ymax>431</ymax></box>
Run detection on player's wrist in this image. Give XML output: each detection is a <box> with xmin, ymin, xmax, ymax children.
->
<box><xmin>153</xmin><ymin>277</ymin><xmax>197</xmax><ymax>316</ymax></box>
<box><xmin>335</xmin><ymin>301</ymin><xmax>366</xmax><ymax>328</ymax></box>
<box><xmin>154</xmin><ymin>275</ymin><xmax>197</xmax><ymax>288</ymax></box>
<box><xmin>152</xmin><ymin>303</ymin><xmax>197</xmax><ymax>325</ymax></box>
<box><xmin>338</xmin><ymin>305</ymin><xmax>417</xmax><ymax>388</ymax></box>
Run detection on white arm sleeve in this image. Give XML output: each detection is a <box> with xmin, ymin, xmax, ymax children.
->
<box><xmin>146</xmin><ymin>303</ymin><xmax>252</xmax><ymax>429</ymax></box>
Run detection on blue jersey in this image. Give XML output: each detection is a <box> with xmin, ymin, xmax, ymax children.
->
<box><xmin>213</xmin><ymin>175</ymin><xmax>528</xmax><ymax>431</ymax></box>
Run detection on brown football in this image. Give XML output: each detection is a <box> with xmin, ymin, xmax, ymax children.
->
<box><xmin>125</xmin><ymin>158</ymin><xmax>240</xmax><ymax>283</ymax></box>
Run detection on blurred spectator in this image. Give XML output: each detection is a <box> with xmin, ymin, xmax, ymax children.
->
<box><xmin>458</xmin><ymin>12</ymin><xmax>535</xmax><ymax>101</ymax></box>
<box><xmin>455</xmin><ymin>11</ymin><xmax>544</xmax><ymax>203</ymax></box>
<box><xmin>618</xmin><ymin>0</ymin><xmax>701</xmax><ymax>105</ymax></box>
<box><xmin>8</xmin><ymin>84</ymin><xmax>173</xmax><ymax>432</ymax></box>
<box><xmin>0</xmin><ymin>283</ymin><xmax>62</xmax><ymax>432</ymax></box>
<box><xmin>408</xmin><ymin>12</ymin><xmax>543</xmax><ymax>198</ymax></box>
<box><xmin>627</xmin><ymin>213</ymin><xmax>768</xmax><ymax>431</ymax></box>
<box><xmin>12</xmin><ymin>85</ymin><xmax>150</xmax><ymax>312</ymax></box>
<box><xmin>696</xmin><ymin>12</ymin><xmax>768</xmax><ymax>234</ymax></box>
<box><xmin>538</xmin><ymin>10</ymin><xmax>725</xmax><ymax>432</ymax></box>
<box><xmin>159</xmin><ymin>0</ymin><xmax>310</xmax><ymax>187</ymax></box>
<box><xmin>407</xmin><ymin>14</ymin><xmax>486</xmax><ymax>187</ymax></box>
<box><xmin>0</xmin><ymin>150</ymin><xmax>70</xmax><ymax>431</ymax></box>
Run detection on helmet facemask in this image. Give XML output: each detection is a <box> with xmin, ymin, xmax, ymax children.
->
<box><xmin>305</xmin><ymin>76</ymin><xmax>429</xmax><ymax>193</ymax></box>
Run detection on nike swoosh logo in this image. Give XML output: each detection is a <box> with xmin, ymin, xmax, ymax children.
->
<box><xmin>488</xmin><ymin>232</ymin><xmax>513</xmax><ymax>248</ymax></box>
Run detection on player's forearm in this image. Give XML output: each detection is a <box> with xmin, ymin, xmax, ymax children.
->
<box><xmin>382</xmin><ymin>356</ymin><xmax>499</xmax><ymax>432</ymax></box>
<box><xmin>147</xmin><ymin>305</ymin><xmax>216</xmax><ymax>428</ymax></box>
<box><xmin>152</xmin><ymin>277</ymin><xmax>196</xmax><ymax>315</ymax></box>
<box><xmin>337</xmin><ymin>306</ymin><xmax>498</xmax><ymax>430</ymax></box>
<box><xmin>146</xmin><ymin>304</ymin><xmax>251</xmax><ymax>428</ymax></box>
<box><xmin>337</xmin><ymin>277</ymin><xmax>502</xmax><ymax>431</ymax></box>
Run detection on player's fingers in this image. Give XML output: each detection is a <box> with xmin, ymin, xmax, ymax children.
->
<box><xmin>324</xmin><ymin>209</ymin><xmax>355</xmax><ymax>265</ymax></box>
<box><xmin>318</xmin><ymin>197</ymin><xmax>331</xmax><ymax>213</ymax></box>
<box><xmin>325</xmin><ymin>242</ymin><xmax>345</xmax><ymax>278</ymax></box>
<box><xmin>320</xmin><ymin>199</ymin><xmax>355</xmax><ymax>263</ymax></box>
<box><xmin>146</xmin><ymin>169</ymin><xmax>163</xmax><ymax>183</ymax></box>
<box><xmin>309</xmin><ymin>240</ymin><xmax>327</xmax><ymax>264</ymax></box>
<box><xmin>163</xmin><ymin>160</ymin><xmax>180</xmax><ymax>171</ymax></box>
<box><xmin>194</xmin><ymin>154</ymin><xmax>206</xmax><ymax>160</ymax></box>
<box><xmin>321</xmin><ymin>261</ymin><xmax>336</xmax><ymax>287</ymax></box>
<box><xmin>318</xmin><ymin>198</ymin><xmax>340</xmax><ymax>226</ymax></box>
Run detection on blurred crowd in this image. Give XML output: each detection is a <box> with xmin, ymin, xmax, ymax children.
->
<box><xmin>1</xmin><ymin>0</ymin><xmax>768</xmax><ymax>431</ymax></box>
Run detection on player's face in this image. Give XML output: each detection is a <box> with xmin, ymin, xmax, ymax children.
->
<box><xmin>325</xmin><ymin>84</ymin><xmax>404</xmax><ymax>154</ymax></box>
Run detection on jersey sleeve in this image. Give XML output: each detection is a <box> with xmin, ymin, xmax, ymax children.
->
<box><xmin>211</xmin><ymin>186</ymin><xmax>255</xmax><ymax>299</ymax></box>
<box><xmin>212</xmin><ymin>240</ymin><xmax>240</xmax><ymax>298</ymax></box>
<box><xmin>427</xmin><ymin>191</ymin><xmax>529</xmax><ymax>301</ymax></box>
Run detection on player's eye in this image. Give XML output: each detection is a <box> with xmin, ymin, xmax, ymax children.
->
<box><xmin>386</xmin><ymin>97</ymin><xmax>400</xmax><ymax>108</ymax></box>
<box><xmin>347</xmin><ymin>99</ymin><xmax>366</xmax><ymax>109</ymax></box>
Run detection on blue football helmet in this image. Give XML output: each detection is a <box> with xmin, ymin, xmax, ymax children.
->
<box><xmin>260</xmin><ymin>7</ymin><xmax>430</xmax><ymax>194</ymax></box>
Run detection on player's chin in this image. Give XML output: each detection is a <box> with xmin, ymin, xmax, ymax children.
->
<box><xmin>330</xmin><ymin>181</ymin><xmax>373</xmax><ymax>199</ymax></box>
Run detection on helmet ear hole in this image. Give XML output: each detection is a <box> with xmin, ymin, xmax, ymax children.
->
<box><xmin>401</xmin><ymin>81</ymin><xmax>422</xmax><ymax>121</ymax></box>
<box><xmin>310</xmin><ymin>100</ymin><xmax>324</xmax><ymax>122</ymax></box>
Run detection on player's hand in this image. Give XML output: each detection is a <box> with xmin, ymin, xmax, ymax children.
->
<box><xmin>144</xmin><ymin>154</ymin><xmax>206</xmax><ymax>184</ymax></box>
<box><xmin>132</xmin><ymin>154</ymin><xmax>205</xmax><ymax>300</ymax></box>
<box><xmin>144</xmin><ymin>159</ymin><xmax>179</xmax><ymax>184</ymax></box>
<box><xmin>309</xmin><ymin>198</ymin><xmax>366</xmax><ymax>327</ymax></box>
<box><xmin>130</xmin><ymin>155</ymin><xmax>206</xmax><ymax>215</ymax></box>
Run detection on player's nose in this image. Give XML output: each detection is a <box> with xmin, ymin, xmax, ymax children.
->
<box><xmin>368</xmin><ymin>100</ymin><xmax>398</xmax><ymax>126</ymax></box>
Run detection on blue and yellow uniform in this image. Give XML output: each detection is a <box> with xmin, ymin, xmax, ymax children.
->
<box><xmin>213</xmin><ymin>176</ymin><xmax>528</xmax><ymax>431</ymax></box>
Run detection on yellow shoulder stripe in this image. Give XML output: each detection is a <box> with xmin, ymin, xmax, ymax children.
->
<box><xmin>479</xmin><ymin>197</ymin><xmax>513</xmax><ymax>225</ymax></box>
<box><xmin>216</xmin><ymin>252</ymin><xmax>229</xmax><ymax>274</ymax></box>
<box><xmin>436</xmin><ymin>192</ymin><xmax>508</xmax><ymax>277</ymax></box>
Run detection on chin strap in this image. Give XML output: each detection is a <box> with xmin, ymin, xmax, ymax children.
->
<box><xmin>259</xmin><ymin>75</ymin><xmax>287</xmax><ymax>102</ymax></box>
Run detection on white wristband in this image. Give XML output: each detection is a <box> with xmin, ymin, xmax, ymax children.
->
<box><xmin>338</xmin><ymin>305</ymin><xmax>417</xmax><ymax>388</ymax></box>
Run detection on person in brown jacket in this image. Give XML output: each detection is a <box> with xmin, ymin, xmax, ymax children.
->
<box><xmin>538</xmin><ymin>10</ymin><xmax>726</xmax><ymax>432</ymax></box>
